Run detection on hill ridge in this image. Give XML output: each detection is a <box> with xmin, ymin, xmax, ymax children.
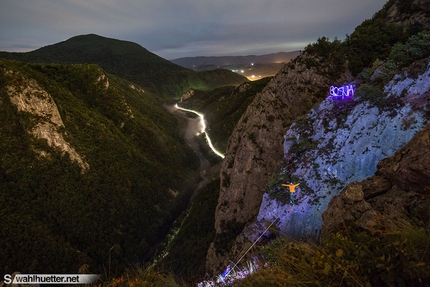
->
<box><xmin>171</xmin><ymin>51</ymin><xmax>301</xmax><ymax>67</ymax></box>
<box><xmin>0</xmin><ymin>34</ymin><xmax>248</xmax><ymax>98</ymax></box>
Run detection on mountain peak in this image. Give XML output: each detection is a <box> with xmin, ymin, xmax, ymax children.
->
<box><xmin>0</xmin><ymin>34</ymin><xmax>247</xmax><ymax>98</ymax></box>
<box><xmin>31</xmin><ymin>33</ymin><xmax>157</xmax><ymax>61</ymax></box>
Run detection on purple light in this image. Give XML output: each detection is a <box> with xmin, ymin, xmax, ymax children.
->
<box><xmin>222</xmin><ymin>265</ymin><xmax>231</xmax><ymax>278</ymax></box>
<box><xmin>329</xmin><ymin>84</ymin><xmax>354</xmax><ymax>100</ymax></box>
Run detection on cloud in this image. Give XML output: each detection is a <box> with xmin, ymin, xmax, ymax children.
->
<box><xmin>0</xmin><ymin>0</ymin><xmax>387</xmax><ymax>59</ymax></box>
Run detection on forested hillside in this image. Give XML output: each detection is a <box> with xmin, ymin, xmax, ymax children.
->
<box><xmin>0</xmin><ymin>34</ymin><xmax>248</xmax><ymax>98</ymax></box>
<box><xmin>0</xmin><ymin>59</ymin><xmax>199</xmax><ymax>275</ymax></box>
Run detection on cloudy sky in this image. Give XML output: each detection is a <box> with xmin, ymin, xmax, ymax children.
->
<box><xmin>1</xmin><ymin>0</ymin><xmax>387</xmax><ymax>59</ymax></box>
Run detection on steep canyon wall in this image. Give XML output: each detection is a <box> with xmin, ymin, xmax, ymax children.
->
<box><xmin>207</xmin><ymin>56</ymin><xmax>430</xmax><ymax>274</ymax></box>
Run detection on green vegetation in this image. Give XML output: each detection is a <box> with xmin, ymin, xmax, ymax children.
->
<box><xmin>355</xmin><ymin>84</ymin><xmax>387</xmax><ymax>106</ymax></box>
<box><xmin>240</xmin><ymin>220</ymin><xmax>430</xmax><ymax>287</ymax></box>
<box><xmin>0</xmin><ymin>59</ymin><xmax>199</xmax><ymax>276</ymax></box>
<box><xmin>388</xmin><ymin>30</ymin><xmax>430</xmax><ymax>69</ymax></box>
<box><xmin>0</xmin><ymin>34</ymin><xmax>248</xmax><ymax>99</ymax></box>
<box><xmin>354</xmin><ymin>30</ymin><xmax>430</xmax><ymax>108</ymax></box>
<box><xmin>2</xmin><ymin>0</ymin><xmax>430</xmax><ymax>284</ymax></box>
<box><xmin>344</xmin><ymin>0</ymin><xmax>425</xmax><ymax>76</ymax></box>
<box><xmin>359</xmin><ymin>30</ymin><xmax>430</xmax><ymax>85</ymax></box>
<box><xmin>101</xmin><ymin>219</ymin><xmax>430</xmax><ymax>287</ymax></box>
<box><xmin>301</xmin><ymin>36</ymin><xmax>348</xmax><ymax>80</ymax></box>
<box><xmin>155</xmin><ymin>179</ymin><xmax>220</xmax><ymax>282</ymax></box>
<box><xmin>294</xmin><ymin>0</ymin><xmax>426</xmax><ymax>83</ymax></box>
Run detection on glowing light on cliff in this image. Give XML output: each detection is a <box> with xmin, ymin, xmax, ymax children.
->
<box><xmin>175</xmin><ymin>104</ymin><xmax>225</xmax><ymax>159</ymax></box>
<box><xmin>329</xmin><ymin>84</ymin><xmax>355</xmax><ymax>99</ymax></box>
<box><xmin>198</xmin><ymin>218</ymin><xmax>276</xmax><ymax>286</ymax></box>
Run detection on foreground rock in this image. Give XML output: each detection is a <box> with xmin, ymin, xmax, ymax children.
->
<box><xmin>322</xmin><ymin>124</ymin><xmax>430</xmax><ymax>238</ymax></box>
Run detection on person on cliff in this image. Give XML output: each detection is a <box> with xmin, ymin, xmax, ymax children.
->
<box><xmin>282</xmin><ymin>182</ymin><xmax>300</xmax><ymax>204</ymax></box>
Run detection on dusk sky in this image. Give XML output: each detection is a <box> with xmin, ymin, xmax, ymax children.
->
<box><xmin>1</xmin><ymin>0</ymin><xmax>387</xmax><ymax>59</ymax></box>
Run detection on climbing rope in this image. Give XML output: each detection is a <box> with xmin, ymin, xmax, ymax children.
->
<box><xmin>223</xmin><ymin>217</ymin><xmax>279</xmax><ymax>279</ymax></box>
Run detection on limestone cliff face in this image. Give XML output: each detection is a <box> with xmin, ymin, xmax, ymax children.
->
<box><xmin>207</xmin><ymin>54</ymin><xmax>430</xmax><ymax>274</ymax></box>
<box><xmin>321</xmin><ymin>123</ymin><xmax>430</xmax><ymax>239</ymax></box>
<box><xmin>206</xmin><ymin>55</ymin><xmax>343</xmax><ymax>273</ymax></box>
<box><xmin>256</xmin><ymin>60</ymin><xmax>429</xmax><ymax>241</ymax></box>
<box><xmin>4</xmin><ymin>69</ymin><xmax>89</xmax><ymax>171</ymax></box>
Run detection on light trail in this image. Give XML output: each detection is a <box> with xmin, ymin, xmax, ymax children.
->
<box><xmin>174</xmin><ymin>104</ymin><xmax>225</xmax><ymax>159</ymax></box>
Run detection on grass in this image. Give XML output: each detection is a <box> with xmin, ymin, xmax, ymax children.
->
<box><xmin>98</xmin><ymin>218</ymin><xmax>430</xmax><ymax>287</ymax></box>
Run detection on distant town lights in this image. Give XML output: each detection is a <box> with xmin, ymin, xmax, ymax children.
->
<box><xmin>329</xmin><ymin>84</ymin><xmax>355</xmax><ymax>100</ymax></box>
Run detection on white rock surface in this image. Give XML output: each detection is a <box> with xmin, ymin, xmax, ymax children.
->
<box><xmin>256</xmin><ymin>63</ymin><xmax>430</xmax><ymax>240</ymax></box>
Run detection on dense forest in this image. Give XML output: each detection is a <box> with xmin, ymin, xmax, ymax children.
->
<box><xmin>0</xmin><ymin>60</ymin><xmax>200</xmax><ymax>275</ymax></box>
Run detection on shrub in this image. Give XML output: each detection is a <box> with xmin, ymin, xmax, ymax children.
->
<box><xmin>355</xmin><ymin>84</ymin><xmax>387</xmax><ymax>106</ymax></box>
<box><xmin>105</xmin><ymin>267</ymin><xmax>184</xmax><ymax>287</ymax></box>
<box><xmin>389</xmin><ymin>31</ymin><xmax>430</xmax><ymax>67</ymax></box>
<box><xmin>240</xmin><ymin>220</ymin><xmax>430</xmax><ymax>287</ymax></box>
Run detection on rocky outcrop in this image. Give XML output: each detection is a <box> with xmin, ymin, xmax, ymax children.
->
<box><xmin>180</xmin><ymin>89</ymin><xmax>195</xmax><ymax>102</ymax></box>
<box><xmin>4</xmin><ymin>70</ymin><xmax>89</xmax><ymax>172</ymax></box>
<box><xmin>207</xmin><ymin>53</ymin><xmax>430</xmax><ymax>274</ymax></box>
<box><xmin>256</xmin><ymin>60</ymin><xmax>429</xmax><ymax>242</ymax></box>
<box><xmin>387</xmin><ymin>0</ymin><xmax>430</xmax><ymax>29</ymax></box>
<box><xmin>321</xmin><ymin>123</ymin><xmax>430</xmax><ymax>239</ymax></box>
<box><xmin>206</xmin><ymin>55</ymin><xmax>345</xmax><ymax>273</ymax></box>
<box><xmin>205</xmin><ymin>1</ymin><xmax>430</xmax><ymax>273</ymax></box>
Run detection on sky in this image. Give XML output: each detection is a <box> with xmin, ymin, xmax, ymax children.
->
<box><xmin>0</xmin><ymin>0</ymin><xmax>388</xmax><ymax>60</ymax></box>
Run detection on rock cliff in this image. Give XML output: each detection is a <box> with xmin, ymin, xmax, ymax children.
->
<box><xmin>206</xmin><ymin>1</ymin><xmax>430</xmax><ymax>274</ymax></box>
<box><xmin>207</xmin><ymin>57</ymin><xmax>429</xmax><ymax>277</ymax></box>
<box><xmin>206</xmin><ymin>53</ymin><xmax>347</xmax><ymax>273</ymax></box>
<box><xmin>321</xmin><ymin>123</ymin><xmax>430</xmax><ymax>239</ymax></box>
<box><xmin>4</xmin><ymin>69</ymin><xmax>89</xmax><ymax>171</ymax></box>
<box><xmin>387</xmin><ymin>0</ymin><xmax>430</xmax><ymax>29</ymax></box>
<box><xmin>255</xmin><ymin>61</ymin><xmax>429</xmax><ymax>242</ymax></box>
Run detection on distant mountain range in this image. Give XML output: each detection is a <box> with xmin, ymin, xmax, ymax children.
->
<box><xmin>171</xmin><ymin>51</ymin><xmax>301</xmax><ymax>68</ymax></box>
<box><xmin>0</xmin><ymin>34</ymin><xmax>248</xmax><ymax>98</ymax></box>
<box><xmin>171</xmin><ymin>51</ymin><xmax>300</xmax><ymax>80</ymax></box>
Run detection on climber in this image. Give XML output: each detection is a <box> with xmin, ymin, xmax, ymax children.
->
<box><xmin>282</xmin><ymin>182</ymin><xmax>300</xmax><ymax>204</ymax></box>
<box><xmin>282</xmin><ymin>182</ymin><xmax>300</xmax><ymax>193</ymax></box>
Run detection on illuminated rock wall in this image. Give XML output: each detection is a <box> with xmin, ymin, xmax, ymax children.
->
<box><xmin>206</xmin><ymin>54</ymin><xmax>337</xmax><ymax>274</ymax></box>
<box><xmin>256</xmin><ymin>61</ymin><xmax>430</xmax><ymax>240</ymax></box>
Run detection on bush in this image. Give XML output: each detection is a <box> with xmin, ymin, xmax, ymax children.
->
<box><xmin>355</xmin><ymin>84</ymin><xmax>387</xmax><ymax>106</ymax></box>
<box><xmin>388</xmin><ymin>30</ymin><xmax>430</xmax><ymax>68</ymax></box>
<box><xmin>240</xmin><ymin>220</ymin><xmax>430</xmax><ymax>287</ymax></box>
<box><xmin>105</xmin><ymin>267</ymin><xmax>185</xmax><ymax>287</ymax></box>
